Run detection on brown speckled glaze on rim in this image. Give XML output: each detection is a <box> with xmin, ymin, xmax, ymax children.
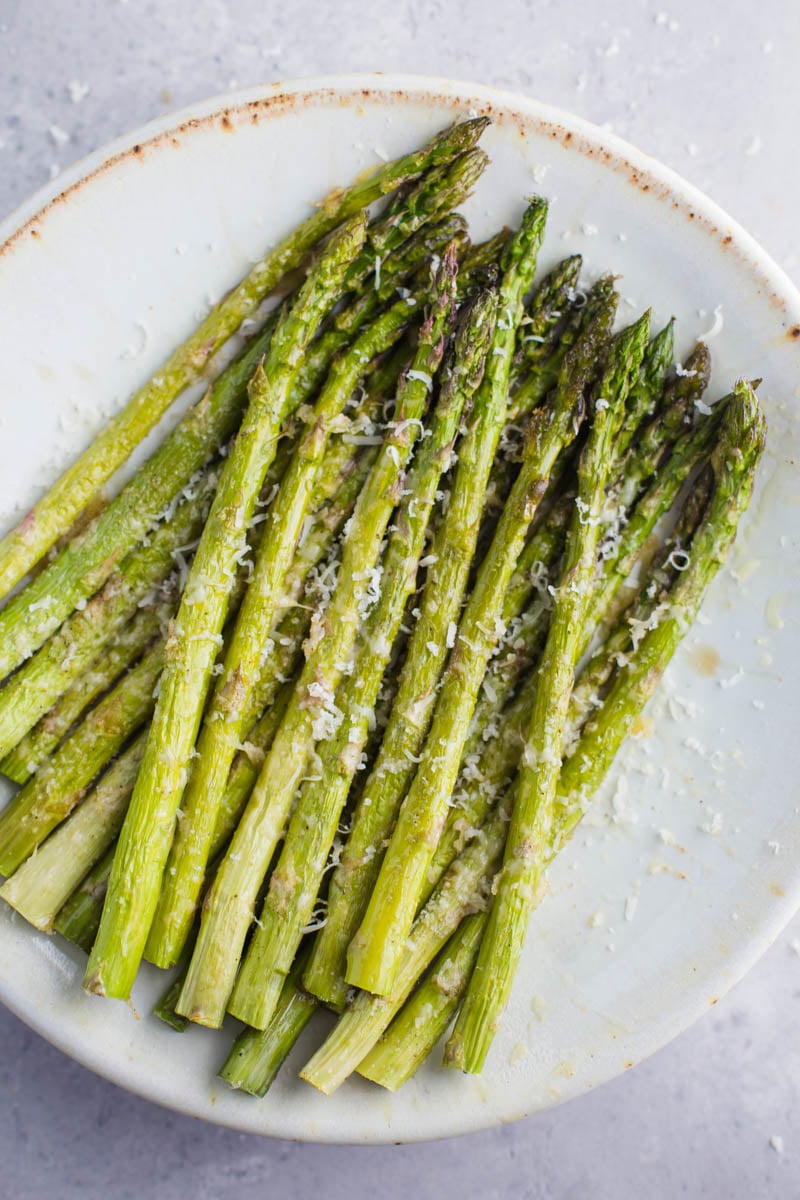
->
<box><xmin>3</xmin><ymin>75</ymin><xmax>800</xmax><ymax>339</ymax></box>
<box><xmin>1</xmin><ymin>74</ymin><xmax>799</xmax><ymax>1144</ymax></box>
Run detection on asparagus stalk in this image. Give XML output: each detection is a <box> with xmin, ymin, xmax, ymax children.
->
<box><xmin>145</xmin><ymin>291</ymin><xmax>426</xmax><ymax>970</ymax></box>
<box><xmin>0</xmin><ymin>125</ymin><xmax>487</xmax><ymax>680</ymax></box>
<box><xmin>54</xmin><ymin>673</ymin><xmax>298</xmax><ymax>962</ymax></box>
<box><xmin>614</xmin><ymin>342</ymin><xmax>712</xmax><ymax>516</ymax></box>
<box><xmin>440</xmin><ymin>388</ymin><xmax>765</xmax><ymax>1074</ymax></box>
<box><xmin>349</xmin><ymin>148</ymin><xmax>483</xmax><ymax>292</ymax></box>
<box><xmin>567</xmin><ymin>468</ymin><xmax>714</xmax><ymax>733</ymax></box>
<box><xmin>300</xmin><ymin>784</ymin><xmax>511</xmax><ymax>1094</ymax></box>
<box><xmin>467</xmin><ymin>363</ymin><xmax>718</xmax><ymax>790</ymax></box>
<box><xmin>284</xmin><ymin>145</ymin><xmax>486</xmax><ymax>413</ymax></box>
<box><xmin>448</xmin><ymin>314</ymin><xmax>654</xmax><ymax>1074</ymax></box>
<box><xmin>220</xmin><ymin>950</ymin><xmax>317</xmax><ymax>1095</ymax></box>
<box><xmin>588</xmin><ymin>403</ymin><xmax>722</xmax><ymax>633</ymax></box>
<box><xmin>304</xmin><ymin>199</ymin><xmax>549</xmax><ymax>1008</ymax></box>
<box><xmin>84</xmin><ymin>217</ymin><xmax>368</xmax><ymax>1001</ymax></box>
<box><xmin>484</xmin><ymin>353</ymin><xmax>718</xmax><ymax>733</ymax></box>
<box><xmin>327</xmin><ymin>388</ymin><xmax>717</xmax><ymax>912</ymax></box>
<box><xmin>0</xmin><ymin>601</ymin><xmax>166</xmax><ymax>784</ymax></box>
<box><xmin>0</xmin><ymin>469</ymin><xmax>217</xmax><ymax>762</ymax></box>
<box><xmin>480</xmin><ymin>277</ymin><xmax>618</xmax><ymax>547</ymax></box>
<box><xmin>511</xmin><ymin>253</ymin><xmax>582</xmax><ymax>378</ymax></box>
<box><xmin>289</xmin><ymin>213</ymin><xmax>469</xmax><ymax>410</ymax></box>
<box><xmin>508</xmin><ymin>275</ymin><xmax>618</xmax><ymax>420</ymax></box>
<box><xmin>460</xmin><ymin>230</ymin><xmax>511</xmax><ymax>277</ymax></box>
<box><xmin>229</xmin><ymin>289</ymin><xmax>497</xmax><ymax>1030</ymax></box>
<box><xmin>0</xmin><ymin>119</ymin><xmax>488</xmax><ymax>597</ymax></box>
<box><xmin>614</xmin><ymin>319</ymin><xmax>675</xmax><ymax>463</ymax></box>
<box><xmin>0</xmin><ymin>730</ymin><xmax>147</xmax><ymax>929</ymax></box>
<box><xmin>0</xmin><ymin>639</ymin><xmax>163</xmax><ymax>877</ymax></box>
<box><xmin>357</xmin><ymin>913</ymin><xmax>487</xmax><ymax>1091</ymax></box>
<box><xmin>54</xmin><ymin>850</ymin><xmax>113</xmax><ymax>953</ymax></box>
<box><xmin>153</xmin><ymin>973</ymin><xmax>191</xmax><ymax>1033</ymax></box>
<box><xmin>344</xmin><ymin>293</ymin><xmax>610</xmax><ymax>1001</ymax></box>
<box><xmin>174</xmin><ymin>247</ymin><xmax>459</xmax><ymax>1028</ymax></box>
<box><xmin>360</xmin><ymin>149</ymin><xmax>485</xmax><ymax>265</ymax></box>
<box><xmin>308</xmin><ymin>290</ymin><xmax>613</xmax><ymax>1005</ymax></box>
<box><xmin>291</xmin><ymin>199</ymin><xmax>503</xmax><ymax>425</ymax></box>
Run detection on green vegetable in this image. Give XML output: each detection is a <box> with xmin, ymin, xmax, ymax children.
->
<box><xmin>0</xmin><ymin>118</ymin><xmax>488</xmax><ymax>598</ymax></box>
<box><xmin>84</xmin><ymin>216</ymin><xmax>368</xmax><ymax>1000</ymax></box>
<box><xmin>174</xmin><ymin>246</ymin><xmax>459</xmax><ymax>1029</ymax></box>
<box><xmin>305</xmin><ymin>198</ymin><xmax>551</xmax><ymax>1009</ymax></box>
<box><xmin>229</xmin><ymin>287</ymin><xmax>497</xmax><ymax>1031</ymax></box>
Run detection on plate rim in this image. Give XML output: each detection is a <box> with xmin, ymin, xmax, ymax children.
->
<box><xmin>1</xmin><ymin>71</ymin><xmax>799</xmax><ymax>1144</ymax></box>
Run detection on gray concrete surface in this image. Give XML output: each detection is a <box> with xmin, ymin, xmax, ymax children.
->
<box><xmin>1</xmin><ymin>1</ymin><xmax>799</xmax><ymax>1195</ymax></box>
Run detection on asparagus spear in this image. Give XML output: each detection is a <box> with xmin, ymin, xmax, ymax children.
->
<box><xmin>284</xmin><ymin>146</ymin><xmax>486</xmax><ymax>414</ymax></box>
<box><xmin>153</xmin><ymin>973</ymin><xmax>191</xmax><ymax>1033</ymax></box>
<box><xmin>614</xmin><ymin>319</ymin><xmax>675</xmax><ymax>462</ymax></box>
<box><xmin>0</xmin><ymin>601</ymin><xmax>166</xmax><ymax>784</ymax></box>
<box><xmin>83</xmin><ymin>217</ymin><xmax>368</xmax><ymax>1001</ymax></box>
<box><xmin>357</xmin><ymin>913</ymin><xmax>487</xmax><ymax>1091</ymax></box>
<box><xmin>480</xmin><ymin>277</ymin><xmax>618</xmax><ymax>545</ymax></box>
<box><xmin>157</xmin><ymin>596</ymin><xmax>398</xmax><ymax>1035</ymax></box>
<box><xmin>175</xmin><ymin>248</ymin><xmax>458</xmax><ymax>1028</ymax></box>
<box><xmin>53</xmin><ymin>672</ymin><xmax>298</xmax><ymax>961</ymax></box>
<box><xmin>511</xmin><ymin>254</ymin><xmax>582</xmax><ymax>378</ymax></box>
<box><xmin>0</xmin><ymin>730</ymin><xmax>147</xmax><ymax>929</ymax></box>
<box><xmin>0</xmin><ymin>639</ymin><xmax>163</xmax><ymax>876</ymax></box>
<box><xmin>304</xmin><ymin>198</ymin><xmax>549</xmax><ymax>1008</ymax></box>
<box><xmin>360</xmin><ymin>149</ymin><xmax>484</xmax><ymax>265</ymax></box>
<box><xmin>0</xmin><ymin>468</ymin><xmax>217</xmax><ymax>762</ymax></box>
<box><xmin>460</xmin><ymin>229</ymin><xmax>511</xmax><ymax>277</ymax></box>
<box><xmin>0</xmin><ymin>119</ymin><xmax>488</xmax><ymax>597</ymax></box>
<box><xmin>236</xmin><ymin>383</ymin><xmax>764</xmax><ymax>1096</ymax></box>
<box><xmin>344</xmin><ymin>298</ymin><xmax>611</xmax><ymax>1001</ymax></box>
<box><xmin>229</xmin><ymin>289</ymin><xmax>497</xmax><ymax>1030</ymax></box>
<box><xmin>0</xmin><ymin>124</ymin><xmax>488</xmax><ymax>680</ymax></box>
<box><xmin>19</xmin><ymin>364</ymin><xmax>384</xmax><ymax>796</ymax></box>
<box><xmin>300</xmin><ymin>782</ymin><xmax>510</xmax><ymax>1094</ymax></box>
<box><xmin>145</xmin><ymin>290</ymin><xmax>427</xmax><ymax>970</ymax></box>
<box><xmin>54</xmin><ymin>850</ymin><xmax>113</xmax><ymax>953</ymax></box>
<box><xmin>290</xmin><ymin>197</ymin><xmax>503</xmax><ymax>427</ymax></box>
<box><xmin>289</xmin><ymin>213</ymin><xmax>469</xmax><ymax>410</ymax></box>
<box><xmin>440</xmin><ymin>387</ymin><xmax>765</xmax><ymax>1073</ymax></box>
<box><xmin>507</xmin><ymin>275</ymin><xmax>618</xmax><ymax>420</ymax></box>
<box><xmin>220</xmin><ymin>950</ymin><xmax>317</xmax><ymax>1096</ymax></box>
<box><xmin>448</xmin><ymin>314</ymin><xmax>656</xmax><ymax>1074</ymax></box>
<box><xmin>465</xmin><ymin>357</ymin><xmax>716</xmax><ymax>788</ymax></box>
<box><xmin>614</xmin><ymin>342</ymin><xmax>712</xmax><ymax>516</ymax></box>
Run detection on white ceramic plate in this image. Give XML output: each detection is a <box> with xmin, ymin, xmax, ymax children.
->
<box><xmin>0</xmin><ymin>75</ymin><xmax>798</xmax><ymax>1144</ymax></box>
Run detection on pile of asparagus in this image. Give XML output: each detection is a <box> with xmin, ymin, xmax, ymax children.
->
<box><xmin>0</xmin><ymin>117</ymin><xmax>765</xmax><ymax>1095</ymax></box>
